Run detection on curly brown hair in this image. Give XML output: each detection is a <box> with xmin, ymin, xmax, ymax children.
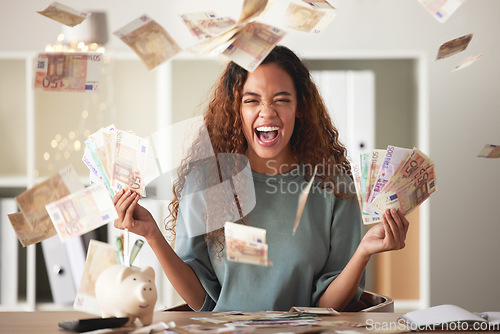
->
<box><xmin>165</xmin><ymin>45</ymin><xmax>352</xmax><ymax>251</ymax></box>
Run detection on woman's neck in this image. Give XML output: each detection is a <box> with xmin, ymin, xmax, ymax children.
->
<box><xmin>246</xmin><ymin>149</ymin><xmax>298</xmax><ymax>175</ymax></box>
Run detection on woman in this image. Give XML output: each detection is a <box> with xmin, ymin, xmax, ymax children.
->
<box><xmin>113</xmin><ymin>45</ymin><xmax>409</xmax><ymax>312</ymax></box>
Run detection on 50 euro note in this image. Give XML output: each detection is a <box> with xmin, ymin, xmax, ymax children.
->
<box><xmin>180</xmin><ymin>12</ymin><xmax>236</xmax><ymax>40</ymax></box>
<box><xmin>363</xmin><ymin>149</ymin><xmax>386</xmax><ymax>215</ymax></box>
<box><xmin>15</xmin><ymin>165</ymin><xmax>84</xmax><ymax>234</ymax></box>
<box><xmin>222</xmin><ymin>22</ymin><xmax>286</xmax><ymax>72</ymax></box>
<box><xmin>34</xmin><ymin>52</ymin><xmax>103</xmax><ymax>92</ymax></box>
<box><xmin>284</xmin><ymin>0</ymin><xmax>336</xmax><ymax>33</ymax></box>
<box><xmin>369</xmin><ymin>164</ymin><xmax>437</xmax><ymax>215</ymax></box>
<box><xmin>352</xmin><ymin>162</ymin><xmax>382</xmax><ymax>225</ymax></box>
<box><xmin>37</xmin><ymin>2</ymin><xmax>89</xmax><ymax>27</ymax></box>
<box><xmin>225</xmin><ymin>222</ymin><xmax>270</xmax><ymax>266</ymax></box>
<box><xmin>114</xmin><ymin>14</ymin><xmax>182</xmax><ymax>70</ymax></box>
<box><xmin>46</xmin><ymin>183</ymin><xmax>118</xmax><ymax>242</ymax></box>
<box><xmin>112</xmin><ymin>129</ymin><xmax>149</xmax><ymax>196</ymax></box>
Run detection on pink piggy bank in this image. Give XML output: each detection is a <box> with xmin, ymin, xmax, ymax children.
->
<box><xmin>95</xmin><ymin>264</ymin><xmax>157</xmax><ymax>326</ymax></box>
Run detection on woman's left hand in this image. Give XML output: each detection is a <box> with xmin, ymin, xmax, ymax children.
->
<box><xmin>359</xmin><ymin>208</ymin><xmax>410</xmax><ymax>257</ymax></box>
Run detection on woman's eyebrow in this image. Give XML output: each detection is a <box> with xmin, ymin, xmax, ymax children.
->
<box><xmin>242</xmin><ymin>91</ymin><xmax>292</xmax><ymax>97</ymax></box>
<box><xmin>242</xmin><ymin>92</ymin><xmax>260</xmax><ymax>97</ymax></box>
<box><xmin>273</xmin><ymin>91</ymin><xmax>292</xmax><ymax>97</ymax></box>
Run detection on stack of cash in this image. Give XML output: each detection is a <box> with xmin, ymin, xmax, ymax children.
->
<box><xmin>82</xmin><ymin>125</ymin><xmax>150</xmax><ymax>197</ymax></box>
<box><xmin>352</xmin><ymin>146</ymin><xmax>437</xmax><ymax>224</ymax></box>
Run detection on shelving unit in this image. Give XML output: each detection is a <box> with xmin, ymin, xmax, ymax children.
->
<box><xmin>0</xmin><ymin>50</ymin><xmax>226</xmax><ymax>311</ymax></box>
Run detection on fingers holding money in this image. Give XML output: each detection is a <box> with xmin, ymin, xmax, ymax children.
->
<box><xmin>114</xmin><ymin>188</ymin><xmax>140</xmax><ymax>230</ymax></box>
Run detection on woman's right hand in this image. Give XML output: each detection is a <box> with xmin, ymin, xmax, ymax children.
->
<box><xmin>113</xmin><ymin>188</ymin><xmax>159</xmax><ymax>240</ymax></box>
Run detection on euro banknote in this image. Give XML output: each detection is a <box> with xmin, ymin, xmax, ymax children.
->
<box><xmin>417</xmin><ymin>0</ymin><xmax>465</xmax><ymax>23</ymax></box>
<box><xmin>46</xmin><ymin>183</ymin><xmax>118</xmax><ymax>242</ymax></box>
<box><xmin>222</xmin><ymin>22</ymin><xmax>286</xmax><ymax>72</ymax></box>
<box><xmin>436</xmin><ymin>34</ymin><xmax>473</xmax><ymax>60</ymax></box>
<box><xmin>478</xmin><ymin>144</ymin><xmax>500</xmax><ymax>158</ymax></box>
<box><xmin>225</xmin><ymin>222</ymin><xmax>270</xmax><ymax>266</ymax></box>
<box><xmin>452</xmin><ymin>52</ymin><xmax>483</xmax><ymax>72</ymax></box>
<box><xmin>114</xmin><ymin>15</ymin><xmax>182</xmax><ymax>70</ymax></box>
<box><xmin>180</xmin><ymin>12</ymin><xmax>236</xmax><ymax>40</ymax></box>
<box><xmin>15</xmin><ymin>165</ymin><xmax>84</xmax><ymax>231</ymax></box>
<box><xmin>353</xmin><ymin>146</ymin><xmax>436</xmax><ymax>224</ymax></box>
<box><xmin>34</xmin><ymin>52</ymin><xmax>103</xmax><ymax>92</ymax></box>
<box><xmin>37</xmin><ymin>2</ymin><xmax>89</xmax><ymax>27</ymax></box>
<box><xmin>293</xmin><ymin>166</ymin><xmax>318</xmax><ymax>235</ymax></box>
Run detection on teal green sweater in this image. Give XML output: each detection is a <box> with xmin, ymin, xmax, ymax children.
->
<box><xmin>175</xmin><ymin>168</ymin><xmax>364</xmax><ymax>311</ymax></box>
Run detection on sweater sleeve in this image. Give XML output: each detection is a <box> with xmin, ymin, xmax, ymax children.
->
<box><xmin>311</xmin><ymin>184</ymin><xmax>365</xmax><ymax>307</ymax></box>
<box><xmin>174</xmin><ymin>211</ymin><xmax>221</xmax><ymax>311</ymax></box>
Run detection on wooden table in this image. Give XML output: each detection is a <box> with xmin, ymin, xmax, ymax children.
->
<box><xmin>0</xmin><ymin>310</ymin><xmax>408</xmax><ymax>333</ymax></box>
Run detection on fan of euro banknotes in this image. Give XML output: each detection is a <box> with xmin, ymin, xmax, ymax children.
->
<box><xmin>82</xmin><ymin>124</ymin><xmax>151</xmax><ymax>198</ymax></box>
<box><xmin>352</xmin><ymin>146</ymin><xmax>437</xmax><ymax>224</ymax></box>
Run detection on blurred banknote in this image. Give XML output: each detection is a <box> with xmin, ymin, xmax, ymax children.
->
<box><xmin>74</xmin><ymin>239</ymin><xmax>118</xmax><ymax>315</ymax></box>
<box><xmin>180</xmin><ymin>12</ymin><xmax>236</xmax><ymax>40</ymax></box>
<box><xmin>293</xmin><ymin>166</ymin><xmax>318</xmax><ymax>234</ymax></box>
<box><xmin>238</xmin><ymin>0</ymin><xmax>270</xmax><ymax>24</ymax></box>
<box><xmin>37</xmin><ymin>2</ymin><xmax>89</xmax><ymax>27</ymax></box>
<box><xmin>436</xmin><ymin>34</ymin><xmax>473</xmax><ymax>59</ymax></box>
<box><xmin>46</xmin><ymin>183</ymin><xmax>118</xmax><ymax>242</ymax></box>
<box><xmin>363</xmin><ymin>149</ymin><xmax>386</xmax><ymax>215</ymax></box>
<box><xmin>417</xmin><ymin>0</ymin><xmax>465</xmax><ymax>23</ymax></box>
<box><xmin>478</xmin><ymin>144</ymin><xmax>500</xmax><ymax>158</ymax></box>
<box><xmin>114</xmin><ymin>15</ymin><xmax>182</xmax><ymax>70</ymax></box>
<box><xmin>8</xmin><ymin>212</ymin><xmax>54</xmax><ymax>247</ymax></box>
<box><xmin>16</xmin><ymin>165</ymin><xmax>84</xmax><ymax>232</ymax></box>
<box><xmin>34</xmin><ymin>52</ymin><xmax>103</xmax><ymax>92</ymax></box>
<box><xmin>225</xmin><ymin>222</ymin><xmax>270</xmax><ymax>266</ymax></box>
<box><xmin>285</xmin><ymin>1</ymin><xmax>336</xmax><ymax>33</ymax></box>
<box><xmin>452</xmin><ymin>52</ymin><xmax>483</xmax><ymax>72</ymax></box>
<box><xmin>222</xmin><ymin>22</ymin><xmax>286</xmax><ymax>72</ymax></box>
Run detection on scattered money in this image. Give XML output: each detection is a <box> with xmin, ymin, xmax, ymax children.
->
<box><xmin>237</xmin><ymin>0</ymin><xmax>270</xmax><ymax>24</ymax></box>
<box><xmin>289</xmin><ymin>306</ymin><xmax>339</xmax><ymax>315</ymax></box>
<box><xmin>8</xmin><ymin>212</ymin><xmax>54</xmax><ymax>247</ymax></box>
<box><xmin>352</xmin><ymin>147</ymin><xmax>437</xmax><ymax>224</ymax></box>
<box><xmin>225</xmin><ymin>222</ymin><xmax>270</xmax><ymax>266</ymax></box>
<box><xmin>284</xmin><ymin>1</ymin><xmax>336</xmax><ymax>33</ymax></box>
<box><xmin>417</xmin><ymin>0</ymin><xmax>465</xmax><ymax>23</ymax></box>
<box><xmin>436</xmin><ymin>34</ymin><xmax>473</xmax><ymax>60</ymax></box>
<box><xmin>46</xmin><ymin>183</ymin><xmax>118</xmax><ymax>242</ymax></box>
<box><xmin>34</xmin><ymin>52</ymin><xmax>103</xmax><ymax>92</ymax></box>
<box><xmin>74</xmin><ymin>239</ymin><xmax>118</xmax><ymax>315</ymax></box>
<box><xmin>478</xmin><ymin>144</ymin><xmax>500</xmax><ymax>158</ymax></box>
<box><xmin>452</xmin><ymin>52</ymin><xmax>483</xmax><ymax>72</ymax></box>
<box><xmin>15</xmin><ymin>165</ymin><xmax>84</xmax><ymax>231</ymax></box>
<box><xmin>114</xmin><ymin>15</ymin><xmax>182</xmax><ymax>70</ymax></box>
<box><xmin>293</xmin><ymin>165</ymin><xmax>318</xmax><ymax>235</ymax></box>
<box><xmin>222</xmin><ymin>22</ymin><xmax>286</xmax><ymax>72</ymax></box>
<box><xmin>37</xmin><ymin>2</ymin><xmax>89</xmax><ymax>27</ymax></box>
<box><xmin>180</xmin><ymin>12</ymin><xmax>236</xmax><ymax>40</ymax></box>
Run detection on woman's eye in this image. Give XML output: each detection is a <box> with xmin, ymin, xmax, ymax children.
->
<box><xmin>274</xmin><ymin>99</ymin><xmax>291</xmax><ymax>105</ymax></box>
<box><xmin>243</xmin><ymin>100</ymin><xmax>259</xmax><ymax>105</ymax></box>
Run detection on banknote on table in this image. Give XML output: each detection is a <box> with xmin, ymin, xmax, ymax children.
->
<box><xmin>225</xmin><ymin>222</ymin><xmax>270</xmax><ymax>266</ymax></box>
<box><xmin>222</xmin><ymin>22</ymin><xmax>286</xmax><ymax>72</ymax></box>
<box><xmin>289</xmin><ymin>306</ymin><xmax>339</xmax><ymax>315</ymax></box>
<box><xmin>180</xmin><ymin>12</ymin><xmax>236</xmax><ymax>40</ymax></box>
<box><xmin>113</xmin><ymin>129</ymin><xmax>149</xmax><ymax>196</ymax></box>
<box><xmin>417</xmin><ymin>0</ymin><xmax>465</xmax><ymax>23</ymax></box>
<box><xmin>8</xmin><ymin>212</ymin><xmax>54</xmax><ymax>247</ymax></box>
<box><xmin>369</xmin><ymin>164</ymin><xmax>437</xmax><ymax>215</ymax></box>
<box><xmin>293</xmin><ymin>165</ymin><xmax>318</xmax><ymax>235</ymax></box>
<box><xmin>114</xmin><ymin>15</ymin><xmax>182</xmax><ymax>70</ymax></box>
<box><xmin>45</xmin><ymin>183</ymin><xmax>118</xmax><ymax>242</ymax></box>
<box><xmin>74</xmin><ymin>239</ymin><xmax>118</xmax><ymax>315</ymax></box>
<box><xmin>436</xmin><ymin>34</ymin><xmax>473</xmax><ymax>60</ymax></box>
<box><xmin>452</xmin><ymin>52</ymin><xmax>483</xmax><ymax>72</ymax></box>
<box><xmin>478</xmin><ymin>144</ymin><xmax>500</xmax><ymax>158</ymax></box>
<box><xmin>34</xmin><ymin>52</ymin><xmax>102</xmax><ymax>92</ymax></box>
<box><xmin>16</xmin><ymin>165</ymin><xmax>84</xmax><ymax>232</ymax></box>
<box><xmin>37</xmin><ymin>2</ymin><xmax>89</xmax><ymax>27</ymax></box>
